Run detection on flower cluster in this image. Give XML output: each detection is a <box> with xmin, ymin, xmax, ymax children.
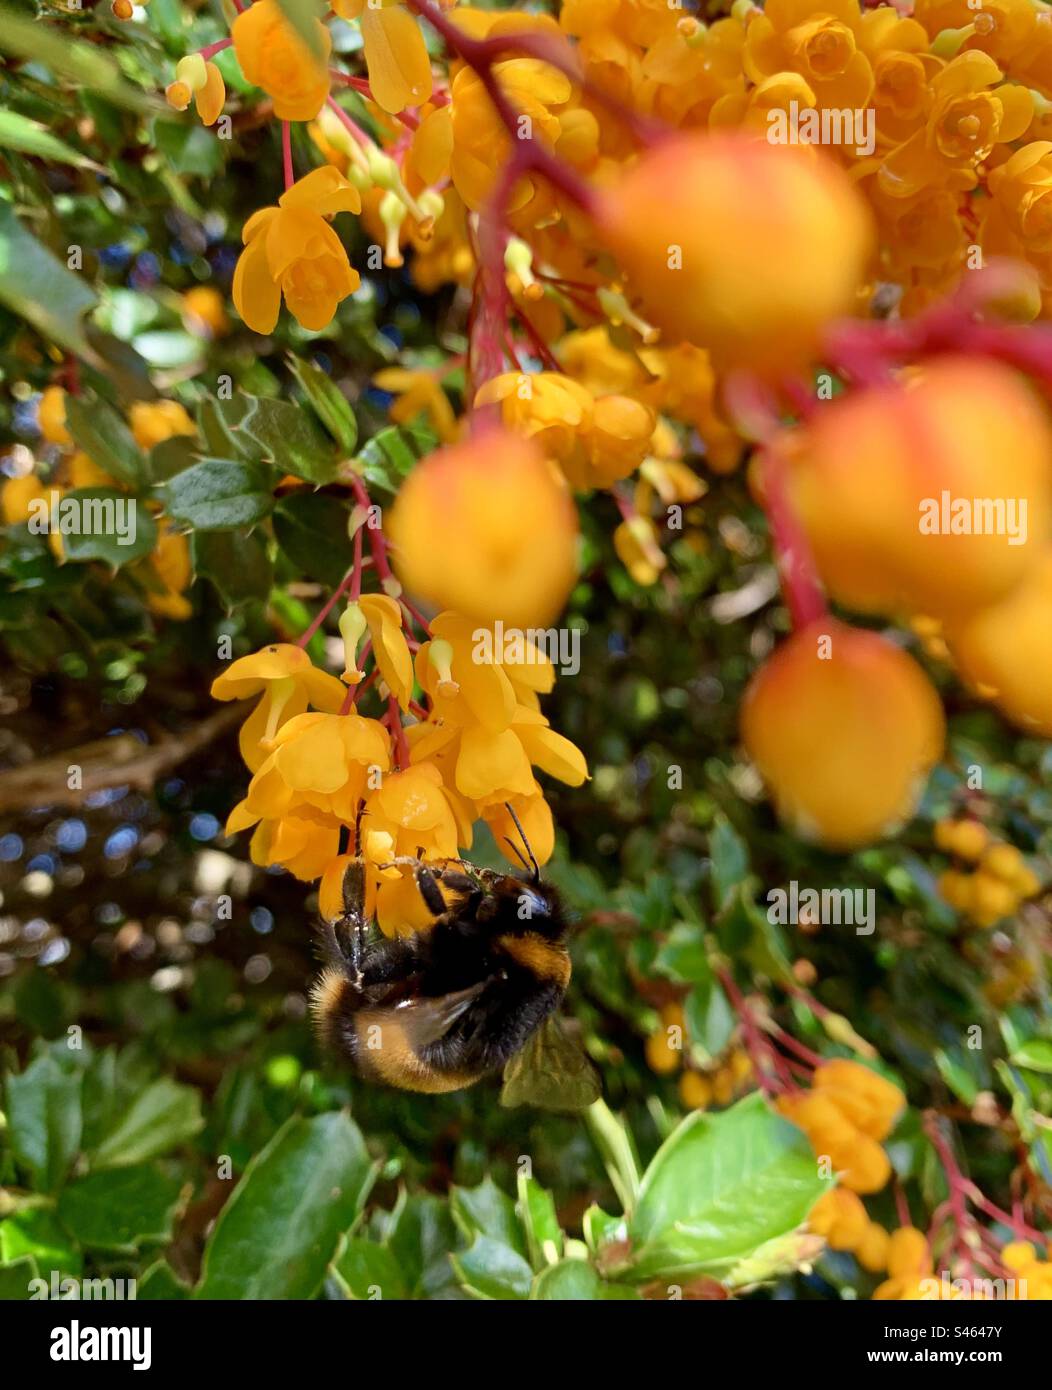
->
<box><xmin>214</xmin><ymin>508</ymin><xmax>588</xmax><ymax>934</ymax></box>
<box><xmin>936</xmin><ymin>819</ymin><xmax>1043</xmax><ymax>927</ymax></box>
<box><xmin>777</xmin><ymin>1058</ymin><xmax>905</xmax><ymax>1193</ymax></box>
<box><xmin>643</xmin><ymin>1001</ymin><xmax>755</xmax><ymax>1110</ymax></box>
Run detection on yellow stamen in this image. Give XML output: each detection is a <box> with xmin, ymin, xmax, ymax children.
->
<box><xmin>260</xmin><ymin>676</ymin><xmax>297</xmax><ymax>749</ymax></box>
<box><xmin>427</xmin><ymin>637</ymin><xmax>459</xmax><ymax>697</ymax></box>
<box><xmin>597</xmin><ymin>287</ymin><xmax>660</xmax><ymax>344</ymax></box>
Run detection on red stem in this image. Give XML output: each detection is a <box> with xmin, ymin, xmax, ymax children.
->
<box><xmin>759</xmin><ymin>447</ymin><xmax>828</xmax><ymax>631</ymax></box>
<box><xmin>281</xmin><ymin>121</ymin><xmax>294</xmax><ymax>192</ymax></box>
<box><xmin>199</xmin><ymin>37</ymin><xmax>233</xmax><ymax>61</ymax></box>
<box><xmin>325</xmin><ymin>96</ymin><xmax>369</xmax><ymax>147</ymax></box>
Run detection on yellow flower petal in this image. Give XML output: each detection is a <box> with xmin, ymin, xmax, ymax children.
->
<box><xmin>233</xmin><ymin>231</ymin><xmax>281</xmax><ymax>334</ymax></box>
<box><xmin>360</xmin><ymin>593</ymin><xmax>415</xmax><ymax>710</ymax></box>
<box><xmin>361</xmin><ymin>5</ymin><xmax>434</xmax><ymax>115</ymax></box>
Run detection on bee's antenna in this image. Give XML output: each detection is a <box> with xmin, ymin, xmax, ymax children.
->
<box><xmin>353</xmin><ymin>799</ymin><xmax>367</xmax><ymax>856</ymax></box>
<box><xmin>503</xmin><ymin>837</ymin><xmax>531</xmax><ymax>872</ymax></box>
<box><xmin>504</xmin><ymin>802</ymin><xmax>540</xmax><ymax>882</ymax></box>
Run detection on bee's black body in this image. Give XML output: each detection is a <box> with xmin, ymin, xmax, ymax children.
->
<box><xmin>311</xmin><ymin>858</ymin><xmax>572</xmax><ymax>1094</ymax></box>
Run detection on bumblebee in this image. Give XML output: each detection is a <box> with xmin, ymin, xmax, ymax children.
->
<box><xmin>310</xmin><ymin>816</ymin><xmax>599</xmax><ymax>1111</ymax></box>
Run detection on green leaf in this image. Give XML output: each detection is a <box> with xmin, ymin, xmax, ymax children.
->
<box><xmin>57</xmin><ymin>1165</ymin><xmax>184</xmax><ymax>1254</ymax></box>
<box><xmin>192</xmin><ymin>529</ymin><xmax>273</xmax><ymax>610</ymax></box>
<box><xmin>710</xmin><ymin>815</ymin><xmax>749</xmax><ymax>910</ymax></box>
<box><xmin>331</xmin><ymin>1239</ymin><xmax>407</xmax><ymax>1301</ymax></box>
<box><xmin>196</xmin><ymin>1112</ymin><xmax>376</xmax><ymax>1299</ymax></box>
<box><xmin>58</xmin><ymin>489</ymin><xmax>157</xmax><ymax>568</ymax></box>
<box><xmin>137</xmin><ymin>1261</ymin><xmax>191</xmax><ymax>1301</ymax></box>
<box><xmin>149</xmin><ymin>435</ymin><xmax>199</xmax><ymax>483</ymax></box>
<box><xmin>531</xmin><ymin>1259</ymin><xmax>638</xmax><ymax>1299</ymax></box>
<box><xmin>450</xmin><ymin>1235</ymin><xmax>533</xmax><ymax>1301</ymax></box>
<box><xmin>934</xmin><ymin>1049</ymin><xmax>980</xmax><ymax>1105</ymax></box>
<box><xmin>64</xmin><ymin>396</ymin><xmax>144</xmax><ymax>488</ymax></box>
<box><xmin>654</xmin><ymin>923</ymin><xmax>711</xmax><ymax>985</ymax></box>
<box><xmin>684</xmin><ymin>977</ymin><xmax>735</xmax><ymax>1064</ymax></box>
<box><xmin>0</xmin><ymin>203</ymin><xmax>98</xmax><ymax>360</ymax></box>
<box><xmin>5</xmin><ymin>1053</ymin><xmax>83</xmax><ymax>1192</ymax></box>
<box><xmin>0</xmin><ymin>10</ymin><xmax>165</xmax><ymax>113</ymax></box>
<box><xmin>151</xmin><ymin>120</ymin><xmax>225</xmax><ymax>179</ymax></box>
<box><xmin>517</xmin><ymin>1174</ymin><xmax>563</xmax><ymax>1270</ymax></box>
<box><xmin>1011</xmin><ymin>1039</ymin><xmax>1052</xmax><ymax>1075</ymax></box>
<box><xmin>0</xmin><ymin>111</ymin><xmax>104</xmax><ymax>171</ymax></box>
<box><xmin>273</xmin><ymin>490</ymin><xmax>355</xmax><ymax>589</ymax></box>
<box><xmin>356</xmin><ymin>423</ymin><xmax>435</xmax><ymax>495</ymax></box>
<box><xmin>163</xmin><ymin>459</ymin><xmax>274</xmax><ymax>531</ymax></box>
<box><xmin>0</xmin><ymin>1207</ymin><xmax>82</xmax><ymax>1278</ymax></box>
<box><xmin>239</xmin><ymin>396</ymin><xmax>339</xmax><ymax>485</ymax></box>
<box><xmin>0</xmin><ymin>1257</ymin><xmax>39</xmax><ymax>1301</ymax></box>
<box><xmin>531</xmin><ymin>1259</ymin><xmax>603</xmax><ymax>1300</ymax></box>
<box><xmin>618</xmin><ymin>1093</ymin><xmax>829</xmax><ymax>1283</ymax></box>
<box><xmin>385</xmin><ymin>1193</ymin><xmax>461</xmax><ymax>1300</ymax></box>
<box><xmin>450</xmin><ymin>1178</ymin><xmax>527</xmax><ymax>1260</ymax></box>
<box><xmin>90</xmin><ymin>1077</ymin><xmax>203</xmax><ymax>1170</ymax></box>
<box><xmin>290</xmin><ymin>358</ymin><xmax>358</xmax><ymax>454</ymax></box>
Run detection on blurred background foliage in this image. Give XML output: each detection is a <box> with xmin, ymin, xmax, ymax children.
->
<box><xmin>0</xmin><ymin>0</ymin><xmax>1050</xmax><ymax>1302</ymax></box>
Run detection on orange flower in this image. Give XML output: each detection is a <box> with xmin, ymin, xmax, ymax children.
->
<box><xmin>232</xmin><ymin>0</ymin><xmax>332</xmax><ymax>122</ymax></box>
<box><xmin>233</xmin><ymin>167</ymin><xmax>361</xmax><ymax>334</ymax></box>
<box><xmin>388</xmin><ymin>426</ymin><xmax>579</xmax><ymax>628</ymax></box>
<box><xmin>742</xmin><ymin>619</ymin><xmax>945</xmax><ymax>850</ymax></box>
<box><xmin>596</xmin><ymin>133</ymin><xmax>874</xmax><ymax>375</ymax></box>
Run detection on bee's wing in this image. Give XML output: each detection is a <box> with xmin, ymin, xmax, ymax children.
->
<box><xmin>395</xmin><ymin>981</ymin><xmax>489</xmax><ymax>1049</ymax></box>
<box><xmin>500</xmin><ymin>1015</ymin><xmax>601</xmax><ymax>1113</ymax></box>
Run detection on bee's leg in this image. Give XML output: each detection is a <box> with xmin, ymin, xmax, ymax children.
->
<box><xmin>414</xmin><ymin>864</ymin><xmax>447</xmax><ymax>917</ymax></box>
<box><xmin>331</xmin><ymin>859</ymin><xmax>368</xmax><ymax>989</ymax></box>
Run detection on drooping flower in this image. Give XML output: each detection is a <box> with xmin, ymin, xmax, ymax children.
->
<box><xmin>233</xmin><ymin>167</ymin><xmax>362</xmax><ymax>334</ymax></box>
<box><xmin>388</xmin><ymin>426</ymin><xmax>579</xmax><ymax>628</ymax></box>
<box><xmin>232</xmin><ymin>0</ymin><xmax>332</xmax><ymax>122</ymax></box>
<box><xmin>331</xmin><ymin>0</ymin><xmax>433</xmax><ymax>115</ymax></box>
<box><xmin>211</xmin><ymin>643</ymin><xmax>349</xmax><ymax>771</ymax></box>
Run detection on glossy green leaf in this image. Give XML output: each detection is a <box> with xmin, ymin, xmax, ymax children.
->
<box><xmin>1012</xmin><ymin>1039</ymin><xmax>1052</xmax><ymax>1075</ymax></box>
<box><xmin>331</xmin><ymin>1239</ymin><xmax>407</xmax><ymax>1301</ymax></box>
<box><xmin>90</xmin><ymin>1077</ymin><xmax>203</xmax><ymax>1169</ymax></box>
<box><xmin>239</xmin><ymin>396</ymin><xmax>339</xmax><ymax>485</ymax></box>
<box><xmin>57</xmin><ymin>1165</ymin><xmax>184</xmax><ymax>1254</ymax></box>
<box><xmin>0</xmin><ymin>1257</ymin><xmax>39</xmax><ymax>1301</ymax></box>
<box><xmin>162</xmin><ymin>459</ymin><xmax>274</xmax><ymax>531</ymax></box>
<box><xmin>5</xmin><ymin>1053</ymin><xmax>83</xmax><ymax>1192</ymax></box>
<box><xmin>196</xmin><ymin>1112</ymin><xmax>376</xmax><ymax>1300</ymax></box>
<box><xmin>450</xmin><ymin>1235</ymin><xmax>533</xmax><ymax>1300</ymax></box>
<box><xmin>0</xmin><ymin>204</ymin><xmax>98</xmax><ymax>360</ymax></box>
<box><xmin>290</xmin><ymin>358</ymin><xmax>358</xmax><ymax>454</ymax></box>
<box><xmin>59</xmin><ymin>489</ymin><xmax>157</xmax><ymax>568</ymax></box>
<box><xmin>0</xmin><ymin>112</ymin><xmax>104</xmax><ymax>171</ymax></box>
<box><xmin>64</xmin><ymin>396</ymin><xmax>144</xmax><ymax>488</ymax></box>
<box><xmin>450</xmin><ymin>1178</ymin><xmax>527</xmax><ymax>1260</ymax></box>
<box><xmin>191</xmin><ymin>529</ymin><xmax>273</xmax><ymax>610</ymax></box>
<box><xmin>617</xmin><ymin>1093</ymin><xmax>829</xmax><ymax>1282</ymax></box>
<box><xmin>273</xmin><ymin>490</ymin><xmax>354</xmax><ymax>589</ymax></box>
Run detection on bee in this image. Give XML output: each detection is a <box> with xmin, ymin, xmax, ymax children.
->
<box><xmin>310</xmin><ymin>810</ymin><xmax>599</xmax><ymax>1111</ymax></box>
